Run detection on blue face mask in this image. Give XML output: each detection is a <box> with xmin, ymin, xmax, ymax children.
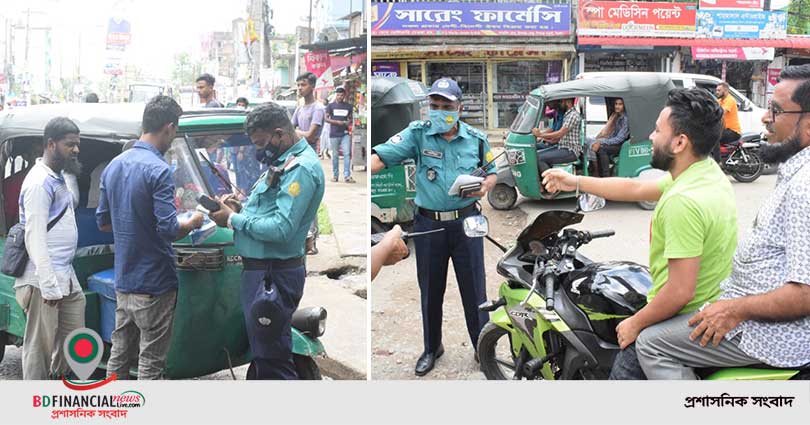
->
<box><xmin>428</xmin><ymin>109</ymin><xmax>459</xmax><ymax>133</ymax></box>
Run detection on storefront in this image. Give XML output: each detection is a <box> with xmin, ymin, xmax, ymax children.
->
<box><xmin>576</xmin><ymin>1</ymin><xmax>697</xmax><ymax>74</ymax></box>
<box><xmin>371</xmin><ymin>1</ymin><xmax>575</xmax><ymax>130</ymax></box>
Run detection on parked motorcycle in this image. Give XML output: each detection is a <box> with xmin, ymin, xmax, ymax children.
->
<box><xmin>475</xmin><ymin>194</ymin><xmax>808</xmax><ymax>380</ymax></box>
<box><xmin>719</xmin><ymin>133</ymin><xmax>764</xmax><ymax>183</ymax></box>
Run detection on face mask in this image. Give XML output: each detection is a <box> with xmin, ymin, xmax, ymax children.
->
<box><xmin>429</xmin><ymin>109</ymin><xmax>459</xmax><ymax>133</ymax></box>
<box><xmin>255</xmin><ymin>135</ymin><xmax>281</xmax><ymax>164</ymax></box>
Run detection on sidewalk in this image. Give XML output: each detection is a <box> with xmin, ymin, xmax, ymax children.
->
<box><xmin>299</xmin><ymin>159</ymin><xmax>368</xmax><ymax>379</ymax></box>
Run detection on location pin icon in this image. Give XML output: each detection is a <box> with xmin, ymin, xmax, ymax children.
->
<box><xmin>63</xmin><ymin>328</ymin><xmax>104</xmax><ymax>380</ymax></box>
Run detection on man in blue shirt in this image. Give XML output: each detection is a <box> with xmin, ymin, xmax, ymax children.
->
<box><xmin>371</xmin><ymin>78</ymin><xmax>497</xmax><ymax>376</ymax></box>
<box><xmin>208</xmin><ymin>102</ymin><xmax>324</xmax><ymax>379</ymax></box>
<box><xmin>96</xmin><ymin>95</ymin><xmax>204</xmax><ymax>380</ymax></box>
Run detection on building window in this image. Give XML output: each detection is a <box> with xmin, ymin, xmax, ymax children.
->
<box><xmin>427</xmin><ymin>62</ymin><xmax>487</xmax><ymax>128</ymax></box>
<box><xmin>494</xmin><ymin>60</ymin><xmax>561</xmax><ymax>128</ymax></box>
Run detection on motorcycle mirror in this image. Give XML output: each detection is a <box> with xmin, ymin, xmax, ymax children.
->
<box><xmin>577</xmin><ymin>193</ymin><xmax>606</xmax><ymax>213</ymax></box>
<box><xmin>463</xmin><ymin>215</ymin><xmax>489</xmax><ymax>238</ymax></box>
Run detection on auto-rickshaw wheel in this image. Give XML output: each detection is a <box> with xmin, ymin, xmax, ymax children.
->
<box><xmin>371</xmin><ymin>218</ymin><xmax>389</xmax><ymax>234</ymax></box>
<box><xmin>487</xmin><ymin>184</ymin><xmax>517</xmax><ymax>210</ymax></box>
<box><xmin>0</xmin><ymin>332</ymin><xmax>6</xmax><ymax>363</ymax></box>
<box><xmin>293</xmin><ymin>355</ymin><xmax>322</xmax><ymax>380</ymax></box>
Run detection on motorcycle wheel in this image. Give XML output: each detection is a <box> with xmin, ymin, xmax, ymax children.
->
<box><xmin>729</xmin><ymin>151</ymin><xmax>763</xmax><ymax>183</ymax></box>
<box><xmin>371</xmin><ymin>218</ymin><xmax>389</xmax><ymax>235</ymax></box>
<box><xmin>293</xmin><ymin>355</ymin><xmax>322</xmax><ymax>380</ymax></box>
<box><xmin>477</xmin><ymin>323</ymin><xmax>519</xmax><ymax>380</ymax></box>
<box><xmin>487</xmin><ymin>184</ymin><xmax>517</xmax><ymax>210</ymax></box>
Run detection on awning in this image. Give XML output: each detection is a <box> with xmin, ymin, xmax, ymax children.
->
<box><xmin>371</xmin><ymin>43</ymin><xmax>575</xmax><ymax>60</ymax></box>
<box><xmin>578</xmin><ymin>36</ymin><xmax>810</xmax><ymax>50</ymax></box>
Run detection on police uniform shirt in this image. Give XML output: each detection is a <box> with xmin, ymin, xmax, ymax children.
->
<box><xmin>373</xmin><ymin>120</ymin><xmax>496</xmax><ymax>212</ymax></box>
<box><xmin>229</xmin><ymin>139</ymin><xmax>325</xmax><ymax>259</ymax></box>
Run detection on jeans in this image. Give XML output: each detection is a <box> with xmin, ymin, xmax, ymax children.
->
<box><xmin>106</xmin><ymin>290</ymin><xmax>177</xmax><ymax>380</ymax></box>
<box><xmin>714</xmin><ymin>129</ymin><xmax>740</xmax><ymax>162</ymax></box>
<box><xmin>330</xmin><ymin>135</ymin><xmax>351</xmax><ymax>179</ymax></box>
<box><xmin>608</xmin><ymin>343</ymin><xmax>647</xmax><ymax>380</ymax></box>
<box><xmin>596</xmin><ymin>143</ymin><xmax>623</xmax><ymax>177</ymax></box>
<box><xmin>536</xmin><ymin>147</ymin><xmax>578</xmax><ymax>175</ymax></box>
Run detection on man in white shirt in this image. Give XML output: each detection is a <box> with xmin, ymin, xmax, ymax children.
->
<box><xmin>14</xmin><ymin>117</ymin><xmax>84</xmax><ymax>380</ymax></box>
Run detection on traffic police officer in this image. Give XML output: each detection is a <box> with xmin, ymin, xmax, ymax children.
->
<box><xmin>370</xmin><ymin>78</ymin><xmax>497</xmax><ymax>376</ymax></box>
<box><xmin>209</xmin><ymin>102</ymin><xmax>324</xmax><ymax>380</ymax></box>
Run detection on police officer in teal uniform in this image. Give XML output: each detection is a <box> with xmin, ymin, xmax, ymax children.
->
<box><xmin>370</xmin><ymin>78</ymin><xmax>497</xmax><ymax>376</ymax></box>
<box><xmin>209</xmin><ymin>103</ymin><xmax>324</xmax><ymax>380</ymax></box>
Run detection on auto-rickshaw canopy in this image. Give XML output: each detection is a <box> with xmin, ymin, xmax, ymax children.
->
<box><xmin>532</xmin><ymin>74</ymin><xmax>677</xmax><ymax>144</ymax></box>
<box><xmin>0</xmin><ymin>103</ymin><xmax>145</xmax><ymax>144</ymax></box>
<box><xmin>371</xmin><ymin>76</ymin><xmax>428</xmax><ymax>146</ymax></box>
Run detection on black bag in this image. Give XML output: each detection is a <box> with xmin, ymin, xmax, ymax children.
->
<box><xmin>1</xmin><ymin>206</ymin><xmax>70</xmax><ymax>277</ymax></box>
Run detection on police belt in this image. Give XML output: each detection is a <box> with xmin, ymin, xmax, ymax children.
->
<box><xmin>242</xmin><ymin>256</ymin><xmax>305</xmax><ymax>270</ymax></box>
<box><xmin>418</xmin><ymin>203</ymin><xmax>479</xmax><ymax>222</ymax></box>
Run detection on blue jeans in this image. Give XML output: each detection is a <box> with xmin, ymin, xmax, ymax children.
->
<box><xmin>608</xmin><ymin>343</ymin><xmax>647</xmax><ymax>380</ymax></box>
<box><xmin>330</xmin><ymin>135</ymin><xmax>351</xmax><ymax>179</ymax></box>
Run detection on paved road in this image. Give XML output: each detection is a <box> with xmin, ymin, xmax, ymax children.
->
<box><xmin>371</xmin><ymin>173</ymin><xmax>777</xmax><ymax>380</ymax></box>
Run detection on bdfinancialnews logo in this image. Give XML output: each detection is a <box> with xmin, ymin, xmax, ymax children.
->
<box><xmin>28</xmin><ymin>328</ymin><xmax>147</xmax><ymax>420</ymax></box>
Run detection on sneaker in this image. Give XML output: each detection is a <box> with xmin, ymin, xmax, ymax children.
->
<box><xmin>332</xmin><ymin>176</ymin><xmax>339</xmax><ymax>182</ymax></box>
<box><xmin>344</xmin><ymin>176</ymin><xmax>356</xmax><ymax>183</ymax></box>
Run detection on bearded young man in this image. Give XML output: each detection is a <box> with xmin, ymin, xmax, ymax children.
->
<box><xmin>14</xmin><ymin>117</ymin><xmax>84</xmax><ymax>380</ymax></box>
<box><xmin>541</xmin><ymin>88</ymin><xmax>737</xmax><ymax>379</ymax></box>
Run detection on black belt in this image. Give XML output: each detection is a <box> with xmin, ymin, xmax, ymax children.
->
<box><xmin>418</xmin><ymin>203</ymin><xmax>479</xmax><ymax>222</ymax></box>
<box><xmin>242</xmin><ymin>256</ymin><xmax>305</xmax><ymax>270</ymax></box>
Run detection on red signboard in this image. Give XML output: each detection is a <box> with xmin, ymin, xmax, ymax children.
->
<box><xmin>698</xmin><ymin>0</ymin><xmax>763</xmax><ymax>9</ymax></box>
<box><xmin>578</xmin><ymin>1</ymin><xmax>697</xmax><ymax>38</ymax></box>
<box><xmin>304</xmin><ymin>51</ymin><xmax>330</xmax><ymax>77</ymax></box>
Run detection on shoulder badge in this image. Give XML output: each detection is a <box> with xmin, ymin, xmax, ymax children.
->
<box><xmin>389</xmin><ymin>134</ymin><xmax>403</xmax><ymax>145</ymax></box>
<box><xmin>409</xmin><ymin>120</ymin><xmax>430</xmax><ymax>130</ymax></box>
<box><xmin>288</xmin><ymin>181</ymin><xmax>301</xmax><ymax>197</ymax></box>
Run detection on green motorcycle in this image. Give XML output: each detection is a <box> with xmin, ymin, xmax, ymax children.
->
<box><xmin>477</xmin><ymin>195</ymin><xmax>809</xmax><ymax>381</ymax></box>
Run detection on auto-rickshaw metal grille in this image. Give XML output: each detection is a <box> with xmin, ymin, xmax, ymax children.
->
<box><xmin>175</xmin><ymin>248</ymin><xmax>225</xmax><ymax>271</ymax></box>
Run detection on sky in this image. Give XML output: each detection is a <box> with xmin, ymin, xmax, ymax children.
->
<box><xmin>3</xmin><ymin>0</ymin><xmax>335</xmax><ymax>85</ymax></box>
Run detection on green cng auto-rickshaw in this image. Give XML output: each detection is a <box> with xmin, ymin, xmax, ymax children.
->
<box><xmin>488</xmin><ymin>74</ymin><xmax>676</xmax><ymax>211</ymax></box>
<box><xmin>370</xmin><ymin>76</ymin><xmax>427</xmax><ymax>233</ymax></box>
<box><xmin>0</xmin><ymin>104</ymin><xmax>326</xmax><ymax>379</ymax></box>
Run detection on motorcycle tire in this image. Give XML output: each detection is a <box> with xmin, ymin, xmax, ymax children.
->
<box><xmin>0</xmin><ymin>332</ymin><xmax>6</xmax><ymax>363</ymax></box>
<box><xmin>293</xmin><ymin>355</ymin><xmax>322</xmax><ymax>380</ymax></box>
<box><xmin>487</xmin><ymin>183</ymin><xmax>517</xmax><ymax>210</ymax></box>
<box><xmin>477</xmin><ymin>322</ymin><xmax>518</xmax><ymax>380</ymax></box>
<box><xmin>371</xmin><ymin>218</ymin><xmax>389</xmax><ymax>235</ymax></box>
<box><xmin>245</xmin><ymin>356</ymin><xmax>322</xmax><ymax>380</ymax></box>
<box><xmin>729</xmin><ymin>151</ymin><xmax>763</xmax><ymax>183</ymax></box>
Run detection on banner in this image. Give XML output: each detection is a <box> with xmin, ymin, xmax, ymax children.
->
<box><xmin>104</xmin><ymin>16</ymin><xmax>131</xmax><ymax>76</ymax></box>
<box><xmin>577</xmin><ymin>1</ymin><xmax>697</xmax><ymax>38</ymax></box>
<box><xmin>695</xmin><ymin>9</ymin><xmax>787</xmax><ymax>39</ymax></box>
<box><xmin>698</xmin><ymin>0</ymin><xmax>763</xmax><ymax>9</ymax></box>
<box><xmin>371</xmin><ymin>2</ymin><xmax>571</xmax><ymax>36</ymax></box>
<box><xmin>371</xmin><ymin>62</ymin><xmax>400</xmax><ymax>77</ymax></box>
<box><xmin>304</xmin><ymin>50</ymin><xmax>331</xmax><ymax>79</ymax></box>
<box><xmin>692</xmin><ymin>46</ymin><xmax>775</xmax><ymax>60</ymax></box>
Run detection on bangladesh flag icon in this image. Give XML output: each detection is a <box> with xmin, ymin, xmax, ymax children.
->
<box><xmin>63</xmin><ymin>328</ymin><xmax>104</xmax><ymax>380</ymax></box>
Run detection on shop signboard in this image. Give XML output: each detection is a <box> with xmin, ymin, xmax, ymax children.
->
<box><xmin>371</xmin><ymin>2</ymin><xmax>571</xmax><ymax>36</ymax></box>
<box><xmin>698</xmin><ymin>0</ymin><xmax>763</xmax><ymax>9</ymax></box>
<box><xmin>577</xmin><ymin>1</ymin><xmax>697</xmax><ymax>38</ymax></box>
<box><xmin>767</xmin><ymin>67</ymin><xmax>781</xmax><ymax>93</ymax></box>
<box><xmin>693</xmin><ymin>46</ymin><xmax>775</xmax><ymax>60</ymax></box>
<box><xmin>695</xmin><ymin>9</ymin><xmax>787</xmax><ymax>39</ymax></box>
<box><xmin>372</xmin><ymin>62</ymin><xmax>400</xmax><ymax>77</ymax></box>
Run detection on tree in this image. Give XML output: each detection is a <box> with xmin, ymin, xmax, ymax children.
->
<box><xmin>172</xmin><ymin>52</ymin><xmax>202</xmax><ymax>90</ymax></box>
<box><xmin>788</xmin><ymin>0</ymin><xmax>810</xmax><ymax>35</ymax></box>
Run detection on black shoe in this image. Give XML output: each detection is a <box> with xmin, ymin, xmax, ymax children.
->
<box><xmin>414</xmin><ymin>344</ymin><xmax>445</xmax><ymax>376</ymax></box>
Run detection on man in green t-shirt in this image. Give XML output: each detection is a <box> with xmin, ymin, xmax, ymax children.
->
<box><xmin>541</xmin><ymin>88</ymin><xmax>737</xmax><ymax>379</ymax></box>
